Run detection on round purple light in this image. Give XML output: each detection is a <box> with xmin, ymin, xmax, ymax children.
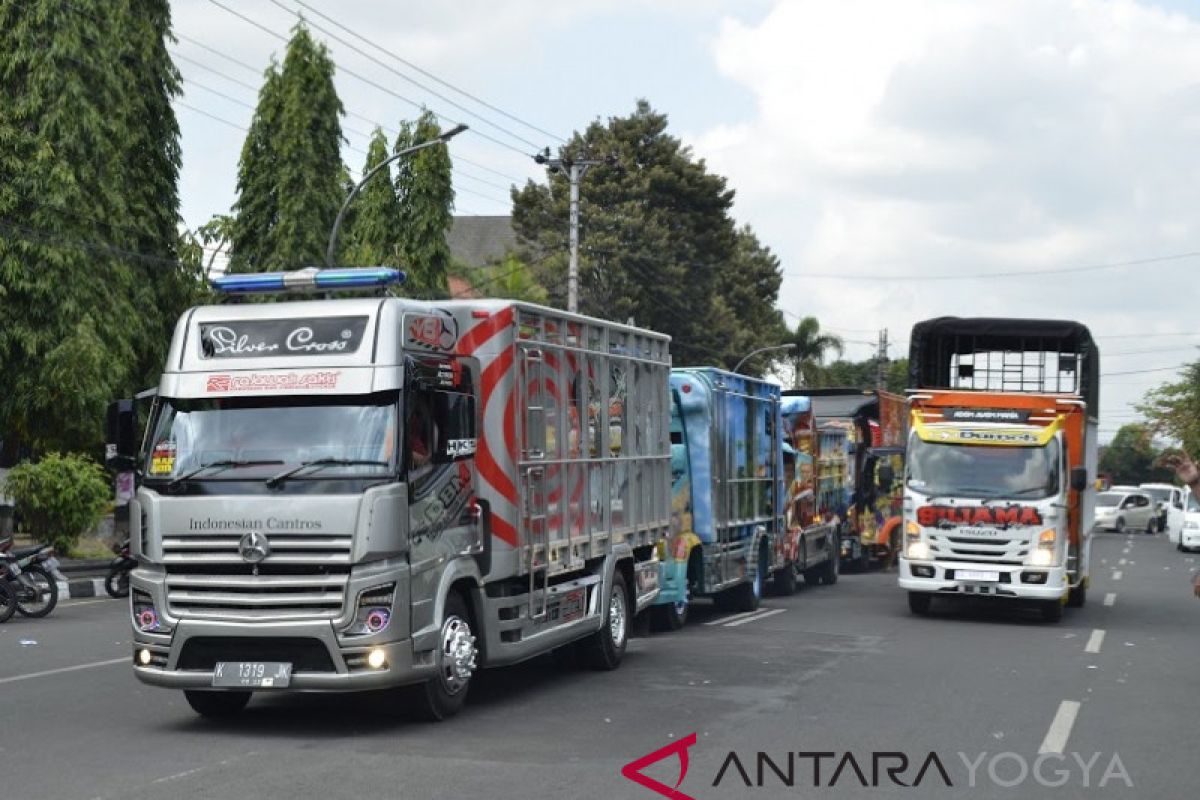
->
<box><xmin>366</xmin><ymin>608</ymin><xmax>390</xmax><ymax>633</ymax></box>
<box><xmin>138</xmin><ymin>608</ymin><xmax>158</xmax><ymax>630</ymax></box>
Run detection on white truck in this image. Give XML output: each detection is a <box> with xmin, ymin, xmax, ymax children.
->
<box><xmin>111</xmin><ymin>267</ymin><xmax>671</xmax><ymax>719</ymax></box>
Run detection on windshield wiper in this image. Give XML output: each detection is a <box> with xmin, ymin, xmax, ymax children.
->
<box><xmin>266</xmin><ymin>458</ymin><xmax>390</xmax><ymax>488</ymax></box>
<box><xmin>167</xmin><ymin>459</ymin><xmax>284</xmax><ymax>489</ymax></box>
<box><xmin>1006</xmin><ymin>485</ymin><xmax>1054</xmax><ymax>497</ymax></box>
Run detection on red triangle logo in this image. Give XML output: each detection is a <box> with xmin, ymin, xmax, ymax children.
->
<box><xmin>620</xmin><ymin>733</ymin><xmax>698</xmax><ymax>800</ymax></box>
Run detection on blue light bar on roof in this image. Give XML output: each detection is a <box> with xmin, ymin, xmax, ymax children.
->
<box><xmin>211</xmin><ymin>266</ymin><xmax>405</xmax><ymax>295</ymax></box>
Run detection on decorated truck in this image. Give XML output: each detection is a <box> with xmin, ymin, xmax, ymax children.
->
<box><xmin>652</xmin><ymin>368</ymin><xmax>786</xmax><ymax>629</ymax></box>
<box><xmin>108</xmin><ymin>266</ymin><xmax>671</xmax><ymax>719</ymax></box>
<box><xmin>776</xmin><ymin>395</ymin><xmax>841</xmax><ymax>590</ymax></box>
<box><xmin>799</xmin><ymin>389</ymin><xmax>908</xmax><ymax>571</ymax></box>
<box><xmin>899</xmin><ymin>317</ymin><xmax>1099</xmax><ymax>622</ymax></box>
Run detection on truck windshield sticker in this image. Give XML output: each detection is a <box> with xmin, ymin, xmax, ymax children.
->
<box><xmin>199</xmin><ymin>317</ymin><xmax>368</xmax><ymax>359</ymax></box>
<box><xmin>944</xmin><ymin>408</ymin><xmax>1031</xmax><ymax>423</ymax></box>
<box><xmin>912</xmin><ymin>414</ymin><xmax>1061</xmax><ymax>447</ymax></box>
<box><xmin>205</xmin><ymin>371</ymin><xmax>341</xmax><ymax>392</ymax></box>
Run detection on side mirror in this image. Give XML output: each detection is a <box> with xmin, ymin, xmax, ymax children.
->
<box><xmin>1070</xmin><ymin>466</ymin><xmax>1088</xmax><ymax>493</ymax></box>
<box><xmin>106</xmin><ymin>399</ymin><xmax>138</xmax><ymax>471</ymax></box>
<box><xmin>432</xmin><ymin>392</ymin><xmax>478</xmax><ymax>464</ymax></box>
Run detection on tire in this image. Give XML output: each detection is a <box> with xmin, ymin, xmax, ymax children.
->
<box><xmin>1040</xmin><ymin>600</ymin><xmax>1064</xmax><ymax>623</ymax></box>
<box><xmin>1067</xmin><ymin>580</ymin><xmax>1087</xmax><ymax>608</ymax></box>
<box><xmin>773</xmin><ymin>550</ymin><xmax>798</xmax><ymax>596</ymax></box>
<box><xmin>857</xmin><ymin>545</ymin><xmax>871</xmax><ymax>573</ymax></box>
<box><xmin>0</xmin><ymin>579</ymin><xmax>17</xmax><ymax>624</ymax></box>
<box><xmin>184</xmin><ymin>690</ymin><xmax>251</xmax><ymax>718</ymax></box>
<box><xmin>1114</xmin><ymin>518</ymin><xmax>1126</xmax><ymax>535</ymax></box>
<box><xmin>722</xmin><ymin>542</ymin><xmax>766</xmax><ymax>613</ymax></box>
<box><xmin>581</xmin><ymin>571</ymin><xmax>629</xmax><ymax>671</ymax></box>
<box><xmin>907</xmin><ymin>591</ymin><xmax>932</xmax><ymax>615</ymax></box>
<box><xmin>820</xmin><ymin>539</ymin><xmax>840</xmax><ymax>586</ymax></box>
<box><xmin>1178</xmin><ymin>542</ymin><xmax>1185</xmax><ymax>552</ymax></box>
<box><xmin>105</xmin><ymin>567</ymin><xmax>130</xmax><ymax>599</ymax></box>
<box><xmin>411</xmin><ymin>592</ymin><xmax>476</xmax><ymax>720</ymax></box>
<box><xmin>16</xmin><ymin>565</ymin><xmax>58</xmax><ymax>618</ymax></box>
<box><xmin>651</xmin><ymin>598</ymin><xmax>688</xmax><ymax>631</ymax></box>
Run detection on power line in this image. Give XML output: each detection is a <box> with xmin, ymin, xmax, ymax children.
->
<box><xmin>1100</xmin><ymin>364</ymin><xmax>1190</xmax><ymax>378</ymax></box>
<box><xmin>290</xmin><ymin>0</ymin><xmax>566</xmax><ymax>144</ymax></box>
<box><xmin>205</xmin><ymin>0</ymin><xmax>534</xmax><ymax>160</ymax></box>
<box><xmin>271</xmin><ymin>0</ymin><xmax>549</xmax><ymax>151</ymax></box>
<box><xmin>1096</xmin><ymin>331</ymin><xmax>1200</xmax><ymax>339</ymax></box>
<box><xmin>783</xmin><ymin>250</ymin><xmax>1200</xmax><ymax>281</ymax></box>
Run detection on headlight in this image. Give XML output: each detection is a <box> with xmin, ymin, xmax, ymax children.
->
<box><xmin>131</xmin><ymin>589</ymin><xmax>171</xmax><ymax>633</ymax></box>
<box><xmin>343</xmin><ymin>583</ymin><xmax>396</xmax><ymax>636</ymax></box>
<box><xmin>906</xmin><ymin>541</ymin><xmax>930</xmax><ymax>560</ymax></box>
<box><xmin>1031</xmin><ymin>529</ymin><xmax>1058</xmax><ymax>567</ymax></box>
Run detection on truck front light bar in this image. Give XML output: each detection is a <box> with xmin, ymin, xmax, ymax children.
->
<box><xmin>211</xmin><ymin>266</ymin><xmax>405</xmax><ymax>295</ymax></box>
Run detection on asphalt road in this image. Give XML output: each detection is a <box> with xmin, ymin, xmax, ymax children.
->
<box><xmin>1</xmin><ymin>531</ymin><xmax>1196</xmax><ymax>800</ymax></box>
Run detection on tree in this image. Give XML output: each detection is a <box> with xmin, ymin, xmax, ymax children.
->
<box><xmin>1138</xmin><ymin>359</ymin><xmax>1200</xmax><ymax>457</ymax></box>
<box><xmin>512</xmin><ymin>101</ymin><xmax>778</xmax><ymax>367</ymax></box>
<box><xmin>486</xmin><ymin>252</ymin><xmax>549</xmax><ymax>304</ymax></box>
<box><xmin>1099</xmin><ymin>424</ymin><xmax>1175</xmax><ymax>485</ymax></box>
<box><xmin>395</xmin><ymin>110</ymin><xmax>454</xmax><ymax>294</ymax></box>
<box><xmin>0</xmin><ymin>0</ymin><xmax>191</xmax><ymax>458</ymax></box>
<box><xmin>230</xmin><ymin>24</ymin><xmax>345</xmax><ymax>271</ymax></box>
<box><xmin>341</xmin><ymin>128</ymin><xmax>402</xmax><ymax>267</ymax></box>
<box><xmin>787</xmin><ymin>317</ymin><xmax>843</xmax><ymax>389</ymax></box>
<box><xmin>818</xmin><ymin>357</ymin><xmax>909</xmax><ymax>393</ymax></box>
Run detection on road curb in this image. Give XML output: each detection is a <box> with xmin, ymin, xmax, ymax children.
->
<box><xmin>55</xmin><ymin>578</ymin><xmax>109</xmax><ymax>600</ymax></box>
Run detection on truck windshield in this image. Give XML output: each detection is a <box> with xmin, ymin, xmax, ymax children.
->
<box><xmin>906</xmin><ymin>435</ymin><xmax>1060</xmax><ymax>500</ymax></box>
<box><xmin>144</xmin><ymin>392</ymin><xmax>398</xmax><ymax>482</ymax></box>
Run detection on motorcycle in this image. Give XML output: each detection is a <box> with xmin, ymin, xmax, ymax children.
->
<box><xmin>0</xmin><ymin>536</ymin><xmax>64</xmax><ymax>618</ymax></box>
<box><xmin>104</xmin><ymin>538</ymin><xmax>135</xmax><ymax>598</ymax></box>
<box><xmin>0</xmin><ymin>569</ymin><xmax>16</xmax><ymax>623</ymax></box>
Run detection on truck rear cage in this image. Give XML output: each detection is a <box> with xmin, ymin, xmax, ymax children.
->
<box><xmin>907</xmin><ymin>317</ymin><xmax>1099</xmax><ymax>410</ymax></box>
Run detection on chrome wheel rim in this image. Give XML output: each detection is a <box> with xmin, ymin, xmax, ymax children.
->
<box><xmin>608</xmin><ymin>586</ymin><xmax>627</xmax><ymax>646</ymax></box>
<box><xmin>439</xmin><ymin>615</ymin><xmax>476</xmax><ymax>695</ymax></box>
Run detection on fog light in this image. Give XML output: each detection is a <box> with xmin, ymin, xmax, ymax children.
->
<box><xmin>367</xmin><ymin>648</ymin><xmax>387</xmax><ymax>669</ymax></box>
<box><xmin>137</xmin><ymin>648</ymin><xmax>152</xmax><ymax>666</ymax></box>
<box><xmin>912</xmin><ymin>564</ymin><xmax>935</xmax><ymax>578</ymax></box>
<box><xmin>1022</xmin><ymin>571</ymin><xmax>1048</xmax><ymax>584</ymax></box>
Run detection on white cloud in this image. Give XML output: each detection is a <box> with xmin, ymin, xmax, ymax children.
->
<box><xmin>692</xmin><ymin>0</ymin><xmax>1200</xmax><ymax>433</ymax></box>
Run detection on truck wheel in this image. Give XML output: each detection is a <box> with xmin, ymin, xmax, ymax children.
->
<box><xmin>651</xmin><ymin>598</ymin><xmax>688</xmax><ymax>631</ymax></box>
<box><xmin>1067</xmin><ymin>581</ymin><xmax>1087</xmax><ymax>608</ymax></box>
<box><xmin>857</xmin><ymin>545</ymin><xmax>871</xmax><ymax>573</ymax></box>
<box><xmin>411</xmin><ymin>592</ymin><xmax>476</xmax><ymax>720</ymax></box>
<box><xmin>1040</xmin><ymin>600</ymin><xmax>1065</xmax><ymax>623</ymax></box>
<box><xmin>819</xmin><ymin>542</ymin><xmax>840</xmax><ymax>586</ymax></box>
<box><xmin>773</xmin><ymin>554</ymin><xmax>798</xmax><ymax>596</ymax></box>
<box><xmin>907</xmin><ymin>592</ymin><xmax>932</xmax><ymax>615</ymax></box>
<box><xmin>184</xmin><ymin>690</ymin><xmax>251</xmax><ymax>718</ymax></box>
<box><xmin>582</xmin><ymin>571</ymin><xmax>629</xmax><ymax>671</ymax></box>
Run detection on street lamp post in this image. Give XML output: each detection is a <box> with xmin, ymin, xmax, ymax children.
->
<box><xmin>733</xmin><ymin>343</ymin><xmax>797</xmax><ymax>375</ymax></box>
<box><xmin>325</xmin><ymin>123</ymin><xmax>469</xmax><ymax>269</ymax></box>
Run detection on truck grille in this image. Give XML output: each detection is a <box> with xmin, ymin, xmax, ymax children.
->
<box><xmin>930</xmin><ymin>532</ymin><xmax>1029</xmax><ymax>564</ymax></box>
<box><xmin>162</xmin><ymin>530</ymin><xmax>352</xmax><ymax>620</ymax></box>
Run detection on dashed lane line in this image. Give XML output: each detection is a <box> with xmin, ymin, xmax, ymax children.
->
<box><xmin>1085</xmin><ymin>629</ymin><xmax>1106</xmax><ymax>654</ymax></box>
<box><xmin>0</xmin><ymin>656</ymin><xmax>126</xmax><ymax>686</ymax></box>
<box><xmin>1112</xmin><ymin>570</ymin><xmax>1123</xmax><ymax>581</ymax></box>
<box><xmin>724</xmin><ymin>608</ymin><xmax>787</xmax><ymax>627</ymax></box>
<box><xmin>703</xmin><ymin>609</ymin><xmax>765</xmax><ymax>626</ymax></box>
<box><xmin>1104</xmin><ymin>593</ymin><xmax>1117</xmax><ymax>606</ymax></box>
<box><xmin>1039</xmin><ymin>700</ymin><xmax>1082</xmax><ymax>755</ymax></box>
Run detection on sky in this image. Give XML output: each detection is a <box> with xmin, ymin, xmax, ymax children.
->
<box><xmin>171</xmin><ymin>0</ymin><xmax>1200</xmax><ymax>443</ymax></box>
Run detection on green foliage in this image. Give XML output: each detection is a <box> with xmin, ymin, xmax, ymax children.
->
<box><xmin>818</xmin><ymin>357</ymin><xmax>909</xmax><ymax>393</ymax></box>
<box><xmin>395</xmin><ymin>110</ymin><xmax>454</xmax><ymax>294</ymax></box>
<box><xmin>1137</xmin><ymin>360</ymin><xmax>1200</xmax><ymax>457</ymax></box>
<box><xmin>486</xmin><ymin>252</ymin><xmax>549</xmax><ymax>304</ymax></box>
<box><xmin>1099</xmin><ymin>424</ymin><xmax>1176</xmax><ymax>485</ymax></box>
<box><xmin>342</xmin><ymin>128</ymin><xmax>402</xmax><ymax>266</ymax></box>
<box><xmin>0</xmin><ymin>0</ymin><xmax>193</xmax><ymax>459</ymax></box>
<box><xmin>4</xmin><ymin>453</ymin><xmax>111</xmax><ymax>553</ymax></box>
<box><xmin>786</xmin><ymin>317</ymin><xmax>843</xmax><ymax>389</ymax></box>
<box><xmin>512</xmin><ymin>101</ymin><xmax>782</xmax><ymax>368</ymax></box>
<box><xmin>231</xmin><ymin>25</ymin><xmax>345</xmax><ymax>271</ymax></box>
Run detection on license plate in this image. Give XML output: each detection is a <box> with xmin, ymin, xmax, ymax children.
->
<box><xmin>212</xmin><ymin>661</ymin><xmax>292</xmax><ymax>688</ymax></box>
<box><xmin>957</xmin><ymin>570</ymin><xmax>1000</xmax><ymax>582</ymax></box>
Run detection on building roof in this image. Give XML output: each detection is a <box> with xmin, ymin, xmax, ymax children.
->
<box><xmin>447</xmin><ymin>215</ymin><xmax>518</xmax><ymax>268</ymax></box>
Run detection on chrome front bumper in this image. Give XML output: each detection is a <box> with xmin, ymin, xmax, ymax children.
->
<box><xmin>898</xmin><ymin>558</ymin><xmax>1070</xmax><ymax>601</ymax></box>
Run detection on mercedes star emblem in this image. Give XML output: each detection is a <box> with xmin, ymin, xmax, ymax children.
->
<box><xmin>238</xmin><ymin>531</ymin><xmax>271</xmax><ymax>564</ymax></box>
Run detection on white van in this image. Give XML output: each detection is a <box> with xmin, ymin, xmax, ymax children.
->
<box><xmin>1139</xmin><ymin>483</ymin><xmax>1186</xmax><ymax>540</ymax></box>
<box><xmin>1179</xmin><ymin>490</ymin><xmax>1199</xmax><ymax>552</ymax></box>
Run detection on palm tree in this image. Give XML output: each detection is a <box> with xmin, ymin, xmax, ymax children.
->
<box><xmin>788</xmin><ymin>317</ymin><xmax>843</xmax><ymax>389</ymax></box>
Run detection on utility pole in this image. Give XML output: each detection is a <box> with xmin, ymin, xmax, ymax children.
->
<box><xmin>534</xmin><ymin>149</ymin><xmax>612</xmax><ymax>313</ymax></box>
<box><xmin>875</xmin><ymin>328</ymin><xmax>889</xmax><ymax>389</ymax></box>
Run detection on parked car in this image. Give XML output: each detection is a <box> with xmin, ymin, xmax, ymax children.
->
<box><xmin>1139</xmin><ymin>483</ymin><xmax>1186</xmax><ymax>539</ymax></box>
<box><xmin>1093</xmin><ymin>490</ymin><xmax>1156</xmax><ymax>534</ymax></box>
<box><xmin>1178</xmin><ymin>491</ymin><xmax>1200</xmax><ymax>552</ymax></box>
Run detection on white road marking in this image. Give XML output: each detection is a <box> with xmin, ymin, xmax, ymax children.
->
<box><xmin>1085</xmin><ymin>629</ymin><xmax>1106</xmax><ymax>654</ymax></box>
<box><xmin>1104</xmin><ymin>593</ymin><xmax>1117</xmax><ymax>607</ymax></box>
<box><xmin>725</xmin><ymin>608</ymin><xmax>787</xmax><ymax>627</ymax></box>
<box><xmin>0</xmin><ymin>656</ymin><xmax>126</xmax><ymax>686</ymax></box>
<box><xmin>703</xmin><ymin>609</ymin><xmax>763</xmax><ymax>626</ymax></box>
<box><xmin>1039</xmin><ymin>700</ymin><xmax>1082</xmax><ymax>755</ymax></box>
<box><xmin>1112</xmin><ymin>570</ymin><xmax>1123</xmax><ymax>581</ymax></box>
<box><xmin>1118</xmin><ymin>558</ymin><xmax>1127</xmax><ymax>565</ymax></box>
<box><xmin>59</xmin><ymin>598</ymin><xmax>116</xmax><ymax>608</ymax></box>
<box><xmin>1121</xmin><ymin>547</ymin><xmax>1130</xmax><ymax>554</ymax></box>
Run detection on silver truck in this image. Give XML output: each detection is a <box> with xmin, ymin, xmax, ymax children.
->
<box><xmin>112</xmin><ymin>267</ymin><xmax>671</xmax><ymax>719</ymax></box>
